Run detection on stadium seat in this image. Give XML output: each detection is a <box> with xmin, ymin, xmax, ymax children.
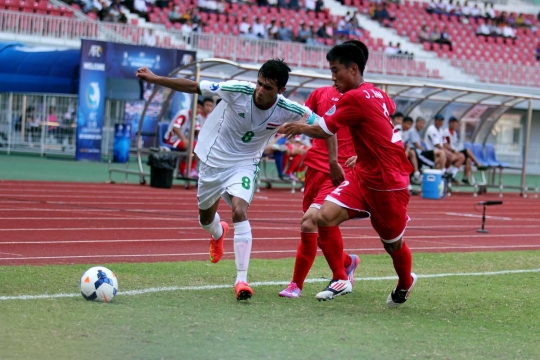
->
<box><xmin>471</xmin><ymin>143</ymin><xmax>491</xmax><ymax>167</ymax></box>
<box><xmin>485</xmin><ymin>143</ymin><xmax>509</xmax><ymax>168</ymax></box>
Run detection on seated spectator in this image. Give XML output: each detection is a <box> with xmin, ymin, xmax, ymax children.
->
<box><xmin>402</xmin><ymin>116</ymin><xmax>422</xmax><ymax>185</ymax></box>
<box><xmin>434</xmin><ymin>0</ymin><xmax>445</xmax><ymax>14</ymax></box>
<box><xmin>514</xmin><ymin>13</ymin><xmax>526</xmax><ymax>28</ymax></box>
<box><xmin>483</xmin><ymin>1</ymin><xmax>495</xmax><ymax>19</ymax></box>
<box><xmin>443</xmin><ymin>116</ymin><xmax>485</xmax><ymax>185</ymax></box>
<box><xmin>470</xmin><ymin>4</ymin><xmax>481</xmax><ymax>18</ymax></box>
<box><xmin>372</xmin><ymin>3</ymin><xmax>394</xmax><ymax>26</ymax></box>
<box><xmin>418</xmin><ymin>24</ymin><xmax>431</xmax><ymax>43</ymax></box>
<box><xmin>239</xmin><ymin>15</ymin><xmax>250</xmax><ymax>35</ymax></box>
<box><xmin>408</xmin><ymin>117</ymin><xmax>446</xmax><ymax>171</ymax></box>
<box><xmin>181</xmin><ymin>19</ymin><xmax>194</xmax><ymax>43</ymax></box>
<box><xmin>143</xmin><ymin>29</ymin><xmax>157</xmax><ymax>47</ymax></box>
<box><xmin>501</xmin><ymin>22</ymin><xmax>516</xmax><ymax>44</ymax></box>
<box><xmin>133</xmin><ymin>0</ymin><xmax>149</xmax><ymax>21</ymax></box>
<box><xmin>476</xmin><ymin>19</ymin><xmax>492</xmax><ymax>38</ymax></box>
<box><xmin>296</xmin><ymin>22</ymin><xmax>312</xmax><ymax>43</ymax></box>
<box><xmin>426</xmin><ymin>0</ymin><xmax>437</xmax><ymax>14</ymax></box>
<box><xmin>168</xmin><ymin>5</ymin><xmax>183</xmax><ymax>23</ymax></box>
<box><xmin>461</xmin><ymin>0</ymin><xmax>471</xmax><ymax>17</ymax></box>
<box><xmin>445</xmin><ymin>0</ymin><xmax>456</xmax><ymax>16</ymax></box>
<box><xmin>315</xmin><ymin>0</ymin><xmax>324</xmax><ymax>13</ymax></box>
<box><xmin>384</xmin><ymin>42</ymin><xmax>399</xmax><ymax>56</ymax></box>
<box><xmin>435</xmin><ymin>26</ymin><xmax>453</xmax><ymax>51</ymax></box>
<box><xmin>288</xmin><ymin>0</ymin><xmax>300</xmax><ymax>10</ymax></box>
<box><xmin>267</xmin><ymin>19</ymin><xmax>279</xmax><ymax>40</ymax></box>
<box><xmin>252</xmin><ymin>17</ymin><xmax>266</xmax><ymax>39</ymax></box>
<box><xmin>277</xmin><ymin>19</ymin><xmax>293</xmax><ymax>41</ymax></box>
<box><xmin>536</xmin><ymin>41</ymin><xmax>540</xmax><ymax>61</ymax></box>
<box><xmin>304</xmin><ymin>0</ymin><xmax>315</xmax><ymax>12</ymax></box>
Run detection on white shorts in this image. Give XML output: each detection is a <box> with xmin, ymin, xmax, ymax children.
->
<box><xmin>197</xmin><ymin>162</ymin><xmax>260</xmax><ymax>210</ymax></box>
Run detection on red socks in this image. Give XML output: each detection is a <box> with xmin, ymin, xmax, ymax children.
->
<box><xmin>389</xmin><ymin>241</ymin><xmax>413</xmax><ymax>290</ymax></box>
<box><xmin>286</xmin><ymin>154</ymin><xmax>303</xmax><ymax>175</ymax></box>
<box><xmin>318</xmin><ymin>226</ymin><xmax>348</xmax><ymax>280</ymax></box>
<box><xmin>292</xmin><ymin>232</ymin><xmax>318</xmax><ymax>290</ymax></box>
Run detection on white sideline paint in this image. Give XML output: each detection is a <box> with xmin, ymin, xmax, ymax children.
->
<box><xmin>1</xmin><ymin>268</ymin><xmax>539</xmax><ymax>301</ymax></box>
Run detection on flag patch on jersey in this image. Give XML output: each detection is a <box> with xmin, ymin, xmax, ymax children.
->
<box><xmin>266</xmin><ymin>122</ymin><xmax>280</xmax><ymax>130</ymax></box>
<box><xmin>325</xmin><ymin>105</ymin><xmax>336</xmax><ymax>116</ymax></box>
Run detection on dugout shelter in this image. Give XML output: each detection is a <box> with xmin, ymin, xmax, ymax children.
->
<box><xmin>109</xmin><ymin>58</ymin><xmax>540</xmax><ymax>196</ymax></box>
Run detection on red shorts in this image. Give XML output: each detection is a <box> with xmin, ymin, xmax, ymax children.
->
<box><xmin>326</xmin><ymin>173</ymin><xmax>410</xmax><ymax>241</ymax></box>
<box><xmin>166</xmin><ymin>140</ymin><xmax>196</xmax><ymax>151</ymax></box>
<box><xmin>302</xmin><ymin>168</ymin><xmax>336</xmax><ymax>212</ymax></box>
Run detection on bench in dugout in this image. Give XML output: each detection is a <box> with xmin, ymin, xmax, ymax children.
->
<box><xmin>257</xmin><ymin>155</ymin><xmax>304</xmax><ymax>194</ymax></box>
<box><xmin>451</xmin><ymin>142</ymin><xmax>525</xmax><ymax>197</ymax></box>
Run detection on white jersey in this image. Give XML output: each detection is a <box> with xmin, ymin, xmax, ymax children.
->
<box><xmin>442</xmin><ymin>128</ymin><xmax>461</xmax><ymax>151</ymax></box>
<box><xmin>194</xmin><ymin>80</ymin><xmax>318</xmax><ymax>168</ymax></box>
<box><xmin>424</xmin><ymin>124</ymin><xmax>444</xmax><ymax>151</ymax></box>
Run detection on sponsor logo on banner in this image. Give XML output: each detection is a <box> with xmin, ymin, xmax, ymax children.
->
<box><xmin>86</xmin><ymin>82</ymin><xmax>101</xmax><ymax>110</ymax></box>
<box><xmin>88</xmin><ymin>45</ymin><xmax>102</xmax><ymax>57</ymax></box>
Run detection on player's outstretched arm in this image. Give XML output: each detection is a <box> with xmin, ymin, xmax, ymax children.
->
<box><xmin>283</xmin><ymin>122</ymin><xmax>331</xmax><ymax>140</ymax></box>
<box><xmin>136</xmin><ymin>67</ymin><xmax>198</xmax><ymax>94</ymax></box>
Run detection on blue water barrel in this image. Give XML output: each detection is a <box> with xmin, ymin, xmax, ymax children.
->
<box><xmin>422</xmin><ymin>169</ymin><xmax>444</xmax><ymax>199</ymax></box>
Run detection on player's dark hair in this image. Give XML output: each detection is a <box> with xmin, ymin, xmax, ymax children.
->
<box><xmin>393</xmin><ymin>111</ymin><xmax>404</xmax><ymax>119</ymax></box>
<box><xmin>448</xmin><ymin>116</ymin><xmax>458</xmax><ymax>122</ymax></box>
<box><xmin>343</xmin><ymin>40</ymin><xmax>369</xmax><ymax>63</ymax></box>
<box><xmin>259</xmin><ymin>58</ymin><xmax>291</xmax><ymax>90</ymax></box>
<box><xmin>203</xmin><ymin>97</ymin><xmax>214</xmax><ymax>104</ymax></box>
<box><xmin>403</xmin><ymin>116</ymin><xmax>414</xmax><ymax>123</ymax></box>
<box><xmin>326</xmin><ymin>44</ymin><xmax>366</xmax><ymax>75</ymax></box>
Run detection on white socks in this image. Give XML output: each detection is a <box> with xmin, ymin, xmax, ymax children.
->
<box><xmin>449</xmin><ymin>166</ymin><xmax>459</xmax><ymax>177</ymax></box>
<box><xmin>233</xmin><ymin>220</ymin><xmax>252</xmax><ymax>285</ymax></box>
<box><xmin>199</xmin><ymin>212</ymin><xmax>223</xmax><ymax>240</ymax></box>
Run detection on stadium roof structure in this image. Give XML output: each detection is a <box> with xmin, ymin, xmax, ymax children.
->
<box><xmin>130</xmin><ymin>58</ymin><xmax>540</xmax><ymax>195</ymax></box>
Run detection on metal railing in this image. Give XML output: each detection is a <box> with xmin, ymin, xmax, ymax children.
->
<box><xmin>0</xmin><ymin>93</ymin><xmax>128</xmax><ymax>156</ymax></box>
<box><xmin>0</xmin><ymin>10</ymin><xmax>129</xmax><ymax>44</ymax></box>
<box><xmin>1</xmin><ymin>10</ymin><xmax>539</xmax><ymax>87</ymax></box>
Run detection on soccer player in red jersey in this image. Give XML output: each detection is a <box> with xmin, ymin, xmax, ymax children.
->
<box><xmin>284</xmin><ymin>43</ymin><xmax>417</xmax><ymax>307</ymax></box>
<box><xmin>278</xmin><ymin>41</ymin><xmax>369</xmax><ymax>299</ymax></box>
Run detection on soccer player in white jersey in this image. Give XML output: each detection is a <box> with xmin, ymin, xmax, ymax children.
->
<box><xmin>136</xmin><ymin>59</ymin><xmax>321</xmax><ymax>301</ymax></box>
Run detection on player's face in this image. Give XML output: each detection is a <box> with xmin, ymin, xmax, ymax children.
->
<box><xmin>197</xmin><ymin>104</ymin><xmax>203</xmax><ymax>115</ymax></box>
<box><xmin>329</xmin><ymin>60</ymin><xmax>359</xmax><ymax>94</ymax></box>
<box><xmin>416</xmin><ymin>120</ymin><xmax>426</xmax><ymax>130</ymax></box>
<box><xmin>434</xmin><ymin>119</ymin><xmax>444</xmax><ymax>128</ymax></box>
<box><xmin>254</xmin><ymin>75</ymin><xmax>283</xmax><ymax>108</ymax></box>
<box><xmin>450</xmin><ymin>121</ymin><xmax>459</xmax><ymax>130</ymax></box>
<box><xmin>402</xmin><ymin>121</ymin><xmax>413</xmax><ymax>131</ymax></box>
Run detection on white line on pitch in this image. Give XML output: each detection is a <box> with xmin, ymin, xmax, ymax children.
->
<box><xmin>1</xmin><ymin>244</ymin><xmax>540</xmax><ymax>261</ymax></box>
<box><xmin>1</xmin><ymin>268</ymin><xmax>539</xmax><ymax>301</ymax></box>
<box><xmin>445</xmin><ymin>212</ymin><xmax>513</xmax><ymax>220</ymax></box>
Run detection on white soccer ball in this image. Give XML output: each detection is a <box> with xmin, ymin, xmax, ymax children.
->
<box><xmin>80</xmin><ymin>266</ymin><xmax>118</xmax><ymax>303</ymax></box>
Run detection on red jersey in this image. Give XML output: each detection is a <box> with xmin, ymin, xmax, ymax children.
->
<box><xmin>321</xmin><ymin>83</ymin><xmax>413</xmax><ymax>191</ymax></box>
<box><xmin>302</xmin><ymin>87</ymin><xmax>356</xmax><ymax>174</ymax></box>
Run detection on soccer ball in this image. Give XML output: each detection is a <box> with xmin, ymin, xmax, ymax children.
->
<box><xmin>80</xmin><ymin>266</ymin><xmax>118</xmax><ymax>302</ymax></box>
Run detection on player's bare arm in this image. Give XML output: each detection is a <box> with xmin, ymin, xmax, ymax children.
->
<box><xmin>283</xmin><ymin>122</ymin><xmax>331</xmax><ymax>140</ymax></box>
<box><xmin>326</xmin><ymin>135</ymin><xmax>345</xmax><ymax>186</ymax></box>
<box><xmin>172</xmin><ymin>127</ymin><xmax>189</xmax><ymax>146</ymax></box>
<box><xmin>136</xmin><ymin>67</ymin><xmax>198</xmax><ymax>94</ymax></box>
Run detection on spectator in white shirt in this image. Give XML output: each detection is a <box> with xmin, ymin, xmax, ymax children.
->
<box><xmin>239</xmin><ymin>15</ymin><xmax>251</xmax><ymax>34</ymax></box>
<box><xmin>425</xmin><ymin>114</ymin><xmax>458</xmax><ymax>180</ymax></box>
<box><xmin>461</xmin><ymin>0</ymin><xmax>471</xmax><ymax>17</ymax></box>
<box><xmin>143</xmin><ymin>29</ymin><xmax>157</xmax><ymax>47</ymax></box>
<box><xmin>252</xmin><ymin>17</ymin><xmax>266</xmax><ymax>38</ymax></box>
<box><xmin>470</xmin><ymin>4</ymin><xmax>481</xmax><ymax>18</ymax></box>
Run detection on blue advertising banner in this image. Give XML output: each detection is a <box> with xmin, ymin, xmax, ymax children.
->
<box><xmin>113</xmin><ymin>123</ymin><xmax>131</xmax><ymax>163</ymax></box>
<box><xmin>76</xmin><ymin>40</ymin><xmax>196</xmax><ymax>161</ymax></box>
<box><xmin>76</xmin><ymin>40</ymin><xmax>107</xmax><ymax>161</ymax></box>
